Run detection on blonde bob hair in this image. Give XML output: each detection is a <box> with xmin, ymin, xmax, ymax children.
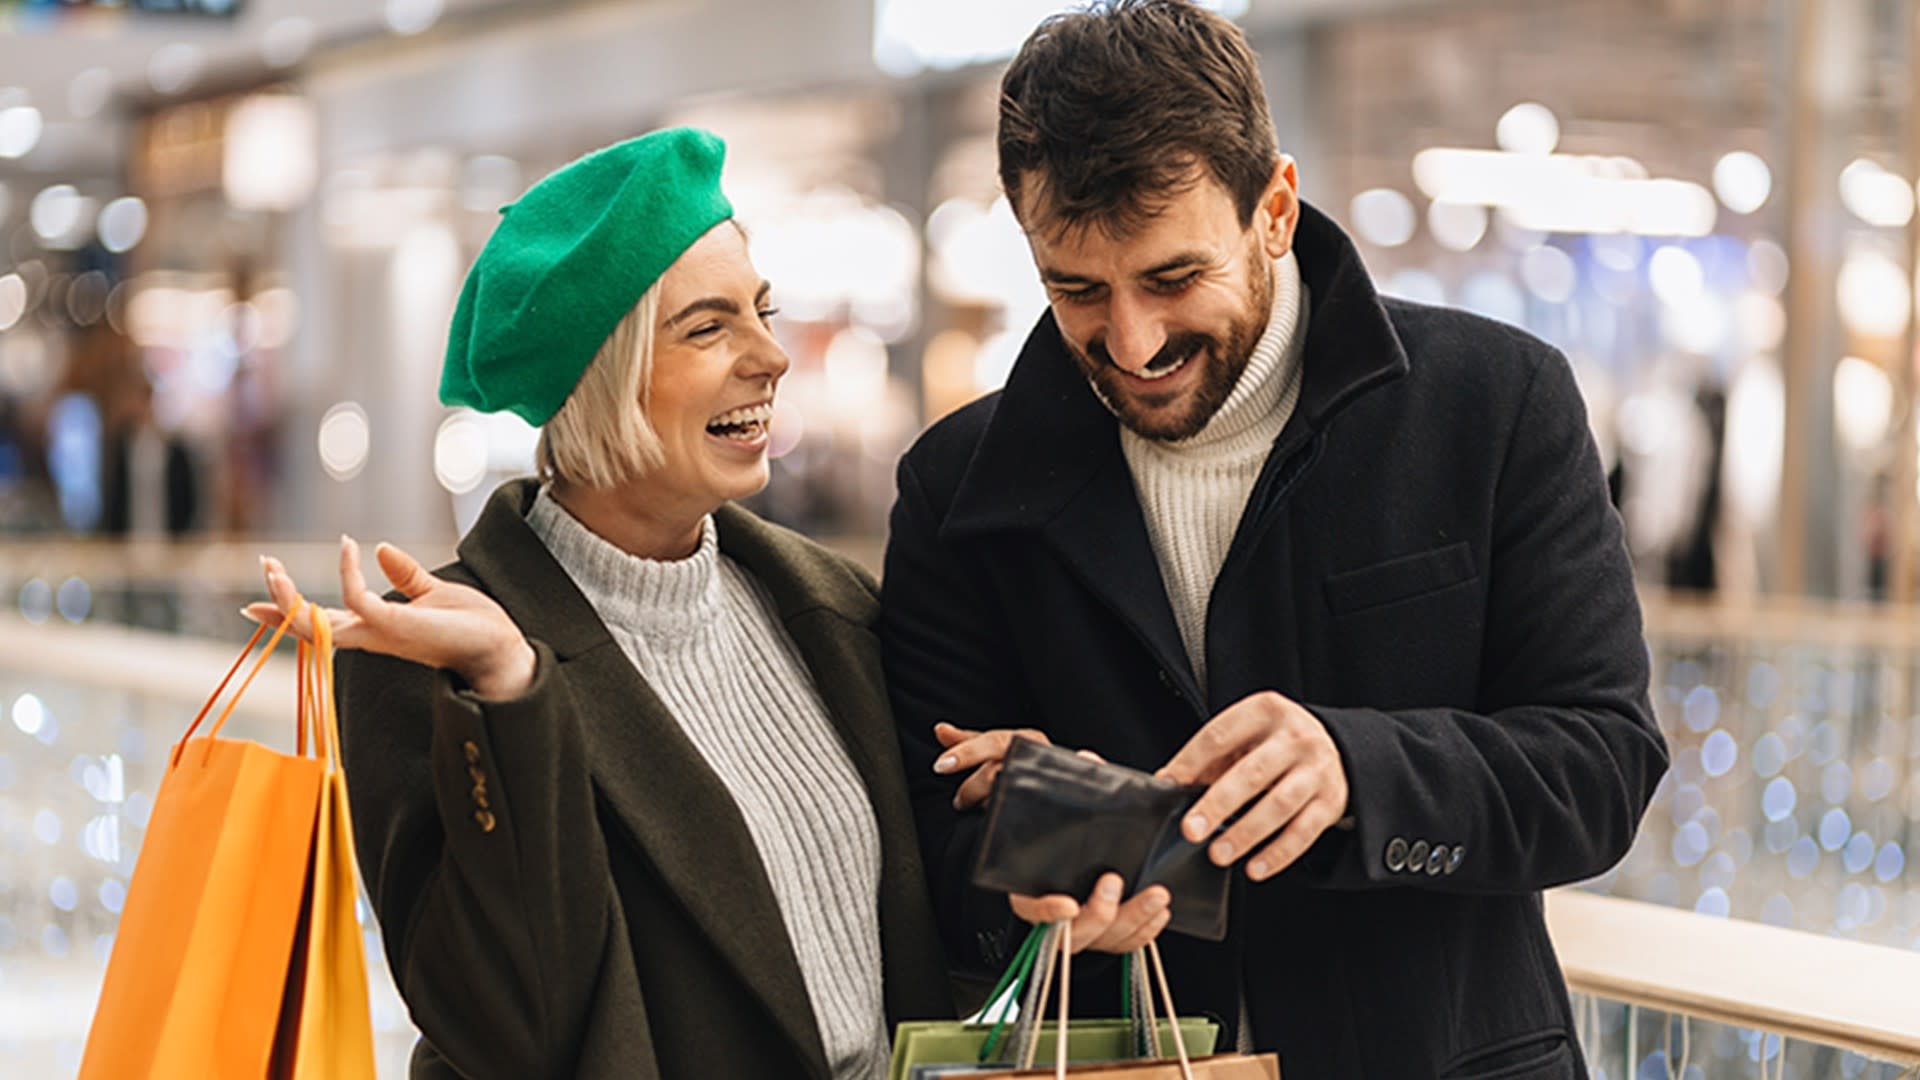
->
<box><xmin>535</xmin><ymin>283</ymin><xmax>667</xmax><ymax>489</ymax></box>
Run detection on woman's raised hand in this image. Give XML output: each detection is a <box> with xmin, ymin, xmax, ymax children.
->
<box><xmin>243</xmin><ymin>535</ymin><xmax>536</xmax><ymax>700</ymax></box>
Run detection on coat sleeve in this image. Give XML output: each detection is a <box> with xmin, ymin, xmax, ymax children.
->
<box><xmin>879</xmin><ymin>455</ymin><xmax>1028</xmax><ymax>979</ymax></box>
<box><xmin>337</xmin><ymin>638</ymin><xmax>658</xmax><ymax>1078</ymax></box>
<box><xmin>1302</xmin><ymin>347</ymin><xmax>1669</xmax><ymax>893</ymax></box>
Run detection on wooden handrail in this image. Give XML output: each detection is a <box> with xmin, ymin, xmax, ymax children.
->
<box><xmin>1546</xmin><ymin>889</ymin><xmax>1920</xmax><ymax>1066</ymax></box>
<box><xmin>0</xmin><ymin>612</ymin><xmax>294</xmax><ymax>726</ymax></box>
<box><xmin>1638</xmin><ymin>586</ymin><xmax>1920</xmax><ymax>651</ymax></box>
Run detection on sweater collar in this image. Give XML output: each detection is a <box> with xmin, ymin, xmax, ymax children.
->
<box><xmin>1119</xmin><ymin>252</ymin><xmax>1307</xmax><ymax>461</ymax></box>
<box><xmin>525</xmin><ymin>487</ymin><xmax>722</xmax><ymax>640</ymax></box>
<box><xmin>451</xmin><ymin>479</ymin><xmax>879</xmax><ymax>664</ymax></box>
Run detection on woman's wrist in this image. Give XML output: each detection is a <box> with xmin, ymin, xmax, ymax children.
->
<box><xmin>466</xmin><ymin>638</ymin><xmax>537</xmax><ymax>701</ymax></box>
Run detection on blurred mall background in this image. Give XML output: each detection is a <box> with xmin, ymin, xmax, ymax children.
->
<box><xmin>2</xmin><ymin>0</ymin><xmax>1919</xmax><ymax>1077</ymax></box>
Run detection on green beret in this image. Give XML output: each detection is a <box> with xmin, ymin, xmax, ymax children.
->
<box><xmin>439</xmin><ymin>127</ymin><xmax>734</xmax><ymax>425</ymax></box>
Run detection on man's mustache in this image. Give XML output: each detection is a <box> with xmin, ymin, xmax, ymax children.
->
<box><xmin>1084</xmin><ymin>333</ymin><xmax>1214</xmax><ymax>375</ymax></box>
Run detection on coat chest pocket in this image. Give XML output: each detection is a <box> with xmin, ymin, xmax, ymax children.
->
<box><xmin>1325</xmin><ymin>542</ymin><xmax>1477</xmax><ymax>615</ymax></box>
<box><xmin>1442</xmin><ymin>1031</ymin><xmax>1579</xmax><ymax>1079</ymax></box>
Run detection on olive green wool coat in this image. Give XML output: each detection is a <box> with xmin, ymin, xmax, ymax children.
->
<box><xmin>336</xmin><ymin>478</ymin><xmax>953</xmax><ymax>1079</ymax></box>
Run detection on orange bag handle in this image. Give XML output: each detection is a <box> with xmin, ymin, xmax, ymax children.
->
<box><xmin>172</xmin><ymin>601</ymin><xmax>308</xmax><ymax>769</ymax></box>
<box><xmin>303</xmin><ymin>606</ymin><xmax>345</xmax><ymax>776</ymax></box>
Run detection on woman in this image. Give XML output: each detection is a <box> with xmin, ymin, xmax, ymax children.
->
<box><xmin>245</xmin><ymin>128</ymin><xmax>952</xmax><ymax>1079</ymax></box>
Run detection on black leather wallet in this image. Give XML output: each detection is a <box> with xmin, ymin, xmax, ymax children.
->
<box><xmin>970</xmin><ymin>739</ymin><xmax>1229</xmax><ymax>941</ymax></box>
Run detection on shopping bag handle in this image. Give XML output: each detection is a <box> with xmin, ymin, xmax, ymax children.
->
<box><xmin>302</xmin><ymin>605</ymin><xmax>344</xmax><ymax>774</ymax></box>
<box><xmin>1018</xmin><ymin>927</ymin><xmax>1194</xmax><ymax>1080</ymax></box>
<box><xmin>172</xmin><ymin>595</ymin><xmax>337</xmax><ymax>764</ymax></box>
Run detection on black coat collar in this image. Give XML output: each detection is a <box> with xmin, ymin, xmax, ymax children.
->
<box><xmin>943</xmin><ymin>202</ymin><xmax>1409</xmax><ymax>538</ymax></box>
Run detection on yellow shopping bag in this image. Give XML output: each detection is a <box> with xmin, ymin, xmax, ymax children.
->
<box><xmin>81</xmin><ymin>603</ymin><xmax>377</xmax><ymax>1079</ymax></box>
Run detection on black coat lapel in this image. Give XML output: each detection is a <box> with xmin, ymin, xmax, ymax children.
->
<box><xmin>942</xmin><ymin>315</ymin><xmax>1203</xmax><ymax>700</ymax></box>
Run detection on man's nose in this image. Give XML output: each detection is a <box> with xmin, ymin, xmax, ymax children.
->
<box><xmin>1104</xmin><ymin>292</ymin><xmax>1166</xmax><ymax>374</ymax></box>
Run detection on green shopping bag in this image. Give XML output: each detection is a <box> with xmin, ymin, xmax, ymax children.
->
<box><xmin>889</xmin><ymin>926</ymin><xmax>1219</xmax><ymax>1080</ymax></box>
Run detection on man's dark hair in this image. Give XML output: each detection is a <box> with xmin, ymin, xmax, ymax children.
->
<box><xmin>997</xmin><ymin>0</ymin><xmax>1280</xmax><ymax>239</ymax></box>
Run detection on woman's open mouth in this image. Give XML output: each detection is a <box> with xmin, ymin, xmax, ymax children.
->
<box><xmin>706</xmin><ymin>402</ymin><xmax>773</xmax><ymax>443</ymax></box>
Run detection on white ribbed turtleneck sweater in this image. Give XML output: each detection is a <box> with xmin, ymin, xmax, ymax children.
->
<box><xmin>1118</xmin><ymin>253</ymin><xmax>1309</xmax><ymax>689</ymax></box>
<box><xmin>525</xmin><ymin>490</ymin><xmax>889</xmax><ymax>1080</ymax></box>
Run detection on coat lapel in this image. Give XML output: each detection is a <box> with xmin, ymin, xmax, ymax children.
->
<box><xmin>455</xmin><ymin>481</ymin><xmax>831</xmax><ymax>1077</ymax></box>
<box><xmin>942</xmin><ymin>313</ymin><xmax>1202</xmax><ymax>702</ymax></box>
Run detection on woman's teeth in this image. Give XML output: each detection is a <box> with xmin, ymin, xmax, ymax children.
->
<box><xmin>707</xmin><ymin>402</ymin><xmax>773</xmax><ymax>441</ymax></box>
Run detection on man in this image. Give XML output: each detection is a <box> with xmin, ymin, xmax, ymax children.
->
<box><xmin>879</xmin><ymin>1</ymin><xmax>1669</xmax><ymax>1076</ymax></box>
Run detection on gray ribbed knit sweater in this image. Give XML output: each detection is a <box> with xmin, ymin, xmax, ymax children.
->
<box><xmin>1118</xmin><ymin>253</ymin><xmax>1309</xmax><ymax>689</ymax></box>
<box><xmin>526</xmin><ymin>490</ymin><xmax>889</xmax><ymax>1080</ymax></box>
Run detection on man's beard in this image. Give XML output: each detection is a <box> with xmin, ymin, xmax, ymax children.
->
<box><xmin>1068</xmin><ymin>257</ymin><xmax>1275</xmax><ymax>442</ymax></box>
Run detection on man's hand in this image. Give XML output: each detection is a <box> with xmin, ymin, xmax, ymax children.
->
<box><xmin>1158</xmin><ymin>690</ymin><xmax>1349</xmax><ymax>882</ymax></box>
<box><xmin>1010</xmin><ymin>872</ymin><xmax>1170</xmax><ymax>955</ymax></box>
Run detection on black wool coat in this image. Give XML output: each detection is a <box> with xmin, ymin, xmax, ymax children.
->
<box><xmin>337</xmin><ymin>479</ymin><xmax>953</xmax><ymax>1079</ymax></box>
<box><xmin>880</xmin><ymin>205</ymin><xmax>1668</xmax><ymax>1080</ymax></box>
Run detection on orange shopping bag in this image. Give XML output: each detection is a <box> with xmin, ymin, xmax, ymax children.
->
<box><xmin>80</xmin><ymin>603</ymin><xmax>377</xmax><ymax>1079</ymax></box>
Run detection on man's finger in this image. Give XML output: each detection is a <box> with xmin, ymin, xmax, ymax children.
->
<box><xmin>1185</xmin><ymin>739</ymin><xmax>1293</xmax><ymax>847</ymax></box>
<box><xmin>1156</xmin><ymin>696</ymin><xmax>1267</xmax><ymax>786</ymax></box>
<box><xmin>1086</xmin><ymin>886</ymin><xmax>1168</xmax><ymax>953</ymax></box>
<box><xmin>1246</xmin><ymin>796</ymin><xmax>1343</xmax><ymax>881</ymax></box>
<box><xmin>1011</xmin><ymin>893</ymin><xmax>1080</xmax><ymax>924</ymax></box>
<box><xmin>1208</xmin><ymin>766</ymin><xmax>1316</xmax><ymax>866</ymax></box>
<box><xmin>1065</xmin><ymin>872</ymin><xmax>1124</xmax><ymax>952</ymax></box>
<box><xmin>1107</xmin><ymin>904</ymin><xmax>1172</xmax><ymax>955</ymax></box>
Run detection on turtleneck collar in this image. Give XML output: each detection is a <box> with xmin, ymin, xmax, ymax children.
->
<box><xmin>525</xmin><ymin>486</ymin><xmax>722</xmax><ymax>643</ymax></box>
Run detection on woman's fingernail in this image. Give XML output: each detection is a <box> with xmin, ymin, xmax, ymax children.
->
<box><xmin>934</xmin><ymin>755</ymin><xmax>957</xmax><ymax>773</ymax></box>
<box><xmin>1250</xmin><ymin>859</ymin><xmax>1270</xmax><ymax>880</ymax></box>
<box><xmin>1211</xmin><ymin>839</ymin><xmax>1235</xmax><ymax>864</ymax></box>
<box><xmin>239</xmin><ymin>607</ymin><xmax>258</xmax><ymax>622</ymax></box>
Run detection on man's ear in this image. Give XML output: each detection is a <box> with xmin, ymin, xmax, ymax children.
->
<box><xmin>1257</xmin><ymin>156</ymin><xmax>1301</xmax><ymax>260</ymax></box>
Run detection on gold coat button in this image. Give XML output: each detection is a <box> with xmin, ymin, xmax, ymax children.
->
<box><xmin>474</xmin><ymin>809</ymin><xmax>496</xmax><ymax>832</ymax></box>
<box><xmin>463</xmin><ymin>740</ymin><xmax>481</xmax><ymax>764</ymax></box>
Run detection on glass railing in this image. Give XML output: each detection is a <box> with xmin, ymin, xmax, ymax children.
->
<box><xmin>0</xmin><ymin>610</ymin><xmax>417</xmax><ymax>1076</ymax></box>
<box><xmin>1597</xmin><ymin>589</ymin><xmax>1920</xmax><ymax>951</ymax></box>
<box><xmin>1553</xmin><ymin>890</ymin><xmax>1920</xmax><ymax>1078</ymax></box>
<box><xmin>0</xmin><ymin>574</ymin><xmax>1916</xmax><ymax>1077</ymax></box>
